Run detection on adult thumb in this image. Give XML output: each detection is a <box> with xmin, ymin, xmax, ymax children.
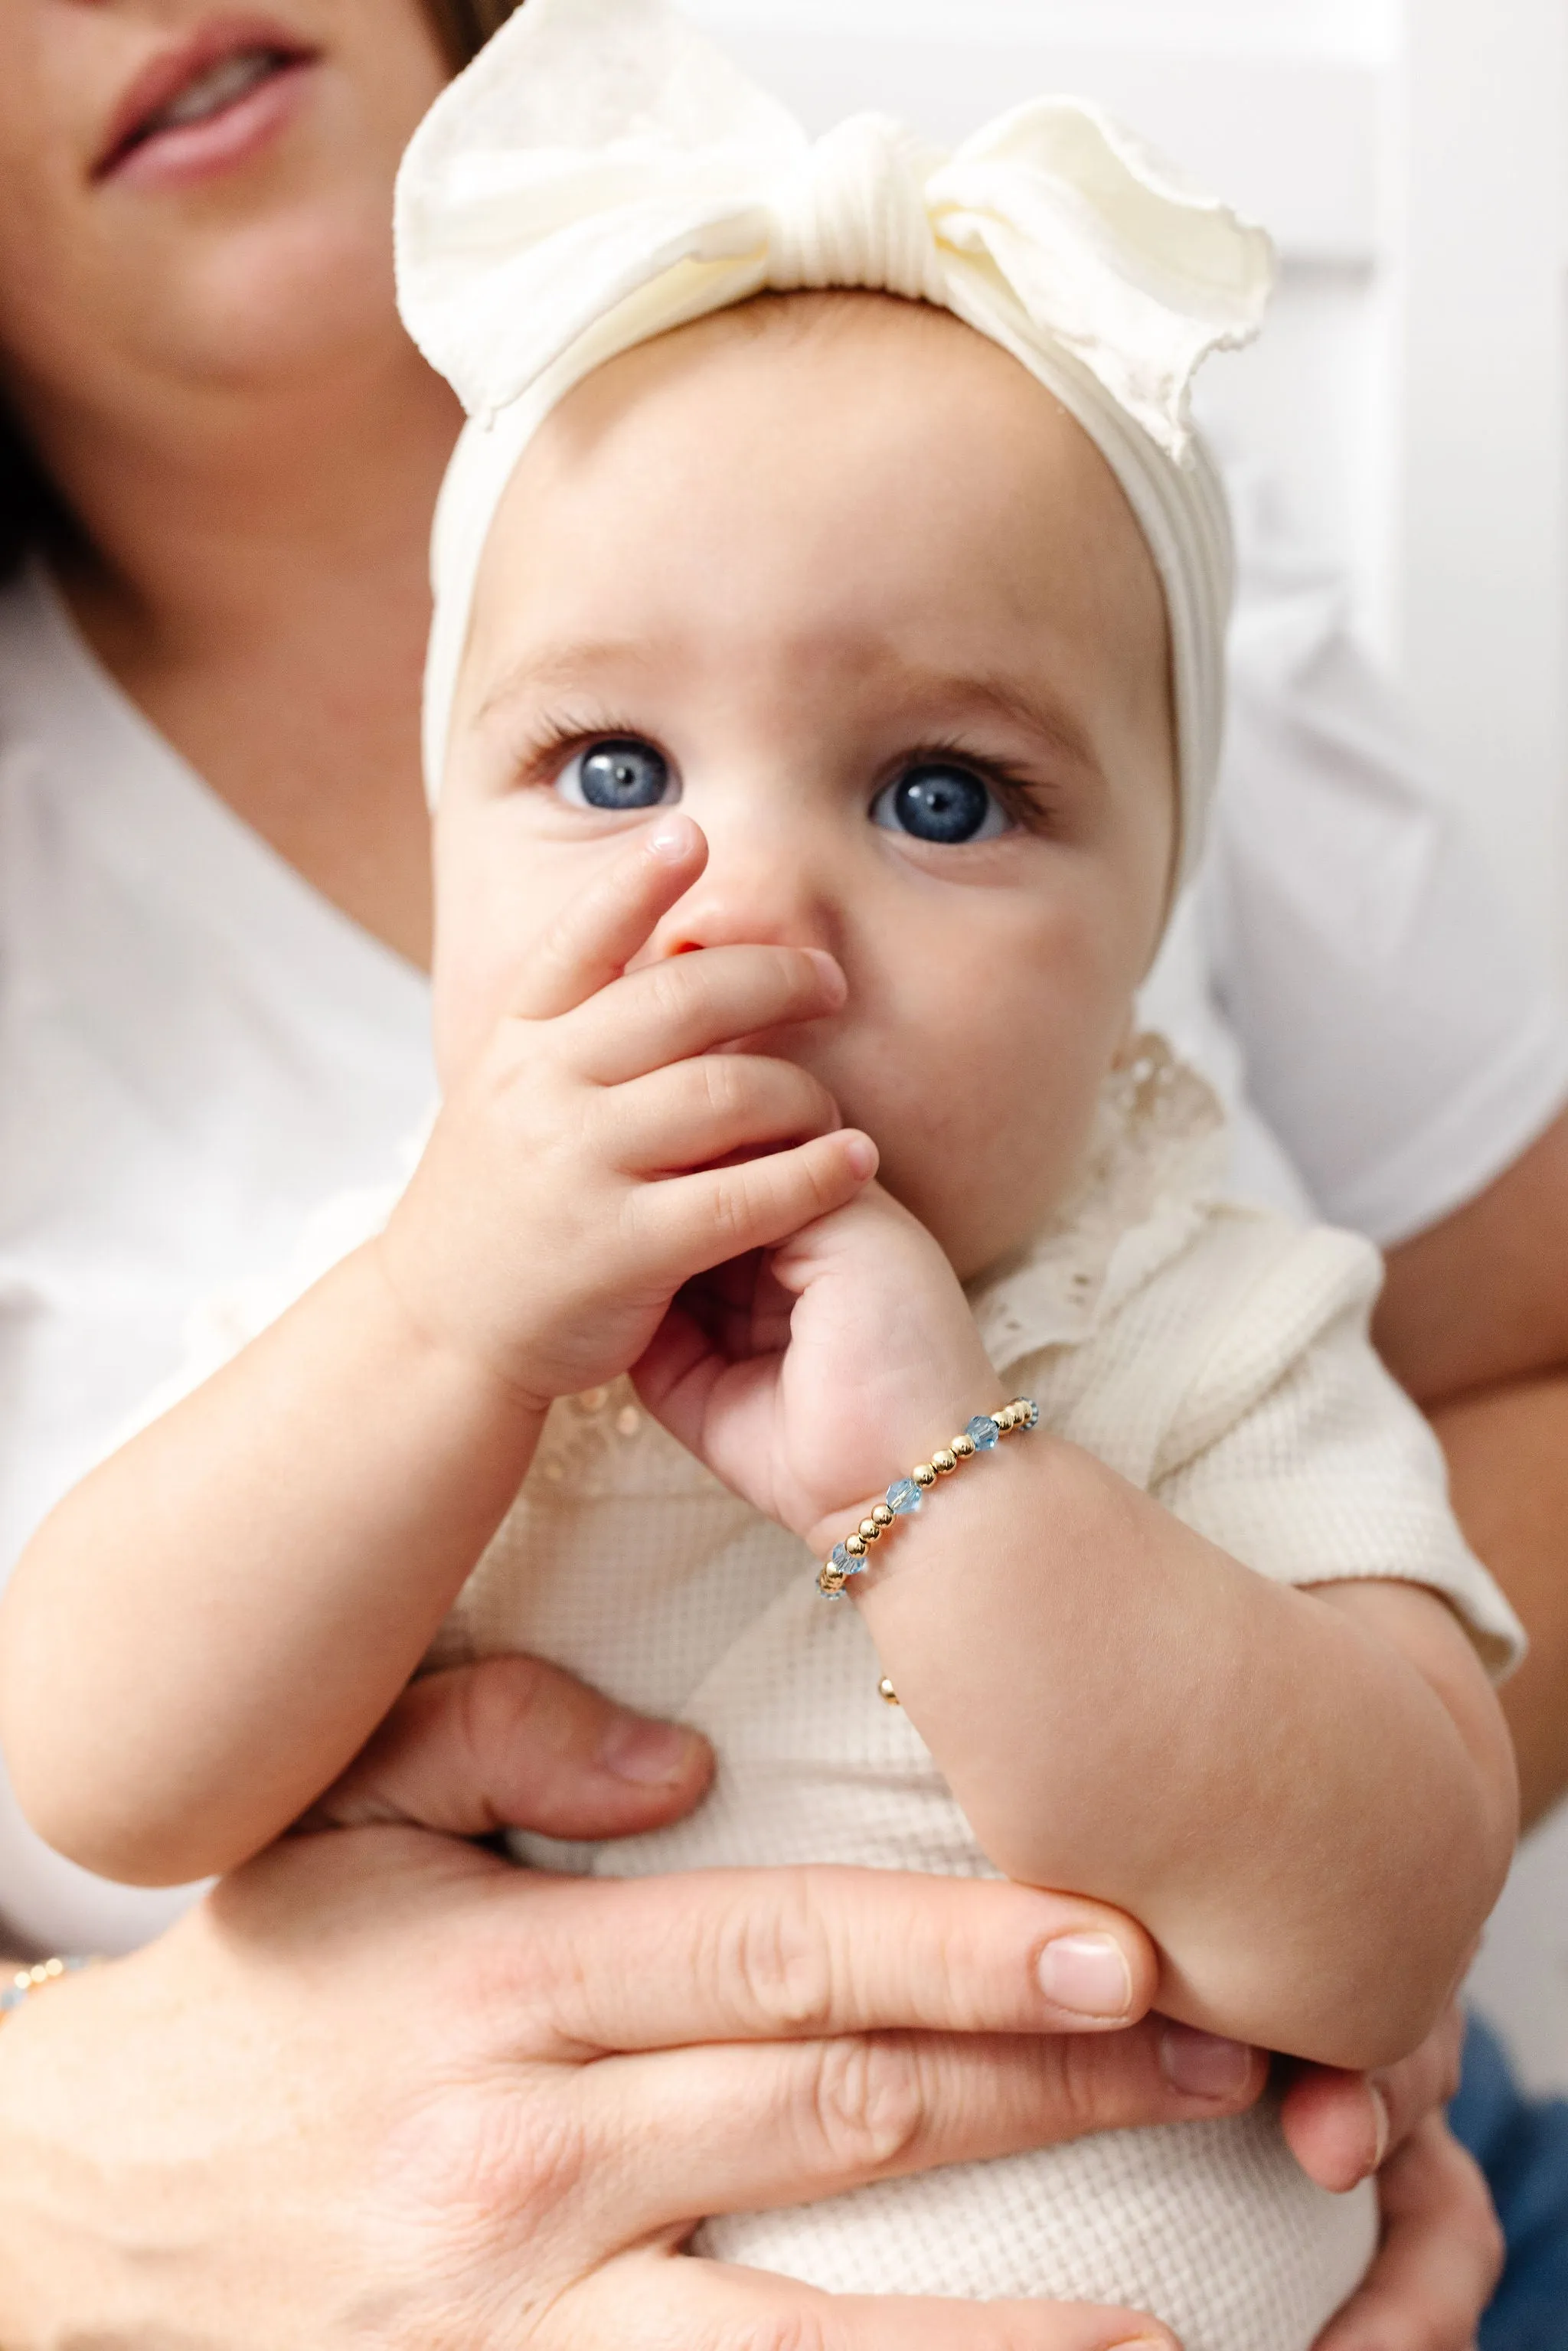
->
<box><xmin>306</xmin><ymin>1655</ymin><xmax>713</xmax><ymax>1842</ymax></box>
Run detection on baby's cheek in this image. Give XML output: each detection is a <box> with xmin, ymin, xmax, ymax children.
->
<box><xmin>872</xmin><ymin>1018</ymin><xmax>1100</xmax><ymax>1273</ymax></box>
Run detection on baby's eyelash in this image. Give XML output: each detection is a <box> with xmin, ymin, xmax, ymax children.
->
<box><xmin>901</xmin><ymin>741</ymin><xmax>1063</xmax><ymax>830</ymax></box>
<box><xmin>508</xmin><ymin>712</ymin><xmax>649</xmax><ymax>787</ymax></box>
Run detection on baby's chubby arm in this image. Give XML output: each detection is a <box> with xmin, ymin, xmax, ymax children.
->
<box><xmin>638</xmin><ymin>1187</ymin><xmax>1518</xmax><ymax>2075</ymax></box>
<box><xmin>0</xmin><ymin>823</ymin><xmax>875</xmax><ymax>1886</ymax></box>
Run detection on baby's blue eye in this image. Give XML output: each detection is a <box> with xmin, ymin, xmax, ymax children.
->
<box><xmin>556</xmin><ymin>737</ymin><xmax>677</xmax><ymax>811</ymax></box>
<box><xmin>871</xmin><ymin>763</ymin><xmax>1011</xmax><ymax>845</ymax></box>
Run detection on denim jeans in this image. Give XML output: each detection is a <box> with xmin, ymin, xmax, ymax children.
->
<box><xmin>1451</xmin><ymin>2013</ymin><xmax>1568</xmax><ymax>2349</ymax></box>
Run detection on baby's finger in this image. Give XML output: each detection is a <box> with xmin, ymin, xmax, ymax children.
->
<box><xmin>633</xmin><ymin>1130</ymin><xmax>877</xmax><ymax>1289</ymax></box>
<box><xmin>567</xmin><ymin>2253</ymin><xmax>1178</xmax><ymax>2351</ymax></box>
<box><xmin>511</xmin><ymin>818</ymin><xmax>707</xmax><ymax>1021</ymax></box>
<box><xmin>570</xmin><ymin>942</ymin><xmax>846</xmax><ymax>1084</ymax></box>
<box><xmin>609</xmin><ymin>1054</ymin><xmax>844</xmax><ymax>1174</ymax></box>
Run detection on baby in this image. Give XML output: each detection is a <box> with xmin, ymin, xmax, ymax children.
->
<box><xmin>0</xmin><ymin>5</ymin><xmax>1523</xmax><ymax>2346</ymax></box>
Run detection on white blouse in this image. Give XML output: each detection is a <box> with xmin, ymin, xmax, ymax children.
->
<box><xmin>0</xmin><ymin>567</ymin><xmax>434</xmax><ymax>1951</ymax></box>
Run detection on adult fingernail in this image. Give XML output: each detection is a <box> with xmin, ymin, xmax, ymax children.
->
<box><xmin>599</xmin><ymin>1715</ymin><xmax>704</xmax><ymax>1785</ymax></box>
<box><xmin>1037</xmin><ymin>1933</ymin><xmax>1135</xmax><ymax>2019</ymax></box>
<box><xmin>1368</xmin><ymin>2082</ymin><xmax>1392</xmax><ymax>2171</ymax></box>
<box><xmin>647</xmin><ymin>816</ymin><xmax>698</xmax><ymax>863</ymax></box>
<box><xmin>1159</xmin><ymin>2023</ymin><xmax>1253</xmax><ymax>2099</ymax></box>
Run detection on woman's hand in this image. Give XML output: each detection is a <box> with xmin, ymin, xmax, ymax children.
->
<box><xmin>0</xmin><ymin>1657</ymin><xmax>1264</xmax><ymax>2351</ymax></box>
<box><xmin>1284</xmin><ymin>2006</ymin><xmax>1506</xmax><ymax>2351</ymax></box>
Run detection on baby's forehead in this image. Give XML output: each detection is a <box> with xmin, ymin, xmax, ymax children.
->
<box><xmin>459</xmin><ymin>289</ymin><xmax>1174</xmax><ymax>822</ymax></box>
<box><xmin>495</xmin><ymin>289</ymin><xmax>1168</xmax><ymax>658</ymax></box>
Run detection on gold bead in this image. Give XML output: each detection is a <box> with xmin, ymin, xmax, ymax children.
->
<box><xmin>858</xmin><ymin>1518</ymin><xmax>881</xmax><ymax>1543</ymax></box>
<box><xmin>932</xmin><ymin>1448</ymin><xmax>957</xmax><ymax>1476</ymax></box>
<box><xmin>871</xmin><ymin>1503</ymin><xmax>894</xmax><ymax>1529</ymax></box>
<box><xmin>818</xmin><ymin>1564</ymin><xmax>848</xmax><ymax>1595</ymax></box>
<box><xmin>952</xmin><ymin>1433</ymin><xmax>975</xmax><ymax>1458</ymax></box>
<box><xmin>913</xmin><ymin>1462</ymin><xmax>937</xmax><ymax>1488</ymax></box>
<box><xmin>845</xmin><ymin>1532</ymin><xmax>869</xmax><ymax>1558</ymax></box>
<box><xmin>997</xmin><ymin>1407</ymin><xmax>1016</xmax><ymax>1432</ymax></box>
<box><xmin>877</xmin><ymin>1677</ymin><xmax>901</xmax><ymax>1707</ymax></box>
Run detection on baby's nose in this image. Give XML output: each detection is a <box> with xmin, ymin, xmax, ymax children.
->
<box><xmin>645</xmin><ymin>827</ymin><xmax>842</xmax><ymax>964</ymax></box>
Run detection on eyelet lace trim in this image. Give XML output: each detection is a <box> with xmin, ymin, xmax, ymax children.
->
<box><xmin>969</xmin><ymin>1032</ymin><xmax>1226</xmax><ymax>1373</ymax></box>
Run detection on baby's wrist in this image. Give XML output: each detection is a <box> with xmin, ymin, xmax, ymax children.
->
<box><xmin>802</xmin><ymin>1392</ymin><xmax>1038</xmax><ymax>1564</ymax></box>
<box><xmin>361</xmin><ymin>1233</ymin><xmax>557</xmax><ymax>1427</ymax></box>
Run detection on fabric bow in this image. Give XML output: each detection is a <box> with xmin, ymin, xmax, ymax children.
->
<box><xmin>397</xmin><ymin>0</ymin><xmax>1272</xmax><ymax>461</ymax></box>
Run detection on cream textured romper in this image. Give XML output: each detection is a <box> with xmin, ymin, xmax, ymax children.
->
<box><xmin>175</xmin><ymin>1043</ymin><xmax>1524</xmax><ymax>2351</ymax></box>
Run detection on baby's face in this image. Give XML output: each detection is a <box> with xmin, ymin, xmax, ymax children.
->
<box><xmin>439</xmin><ymin>295</ymin><xmax>1175</xmax><ymax>1280</ymax></box>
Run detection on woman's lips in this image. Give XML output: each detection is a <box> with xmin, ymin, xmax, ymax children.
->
<box><xmin>95</xmin><ymin>21</ymin><xmax>318</xmax><ymax>190</ymax></box>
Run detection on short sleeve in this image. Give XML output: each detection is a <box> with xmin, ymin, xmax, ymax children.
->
<box><xmin>1200</xmin><ymin>449</ymin><xmax>1568</xmax><ymax>1246</ymax></box>
<box><xmin>1148</xmin><ymin>1219</ymin><xmax>1525</xmax><ymax>1677</ymax></box>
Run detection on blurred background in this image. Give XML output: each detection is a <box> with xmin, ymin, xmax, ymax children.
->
<box><xmin>692</xmin><ymin>0</ymin><xmax>1568</xmax><ymax>2095</ymax></box>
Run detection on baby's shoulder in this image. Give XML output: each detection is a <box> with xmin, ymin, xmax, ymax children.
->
<box><xmin>1008</xmin><ymin>1197</ymin><xmax>1380</xmax><ymax>1485</ymax></box>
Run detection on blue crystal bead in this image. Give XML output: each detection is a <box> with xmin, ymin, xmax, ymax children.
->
<box><xmin>831</xmin><ymin>1541</ymin><xmax>864</xmax><ymax>1579</ymax></box>
<box><xmin>966</xmin><ymin>1415</ymin><xmax>1000</xmax><ymax>1451</ymax></box>
<box><xmin>886</xmin><ymin>1478</ymin><xmax>923</xmax><ymax>1516</ymax></box>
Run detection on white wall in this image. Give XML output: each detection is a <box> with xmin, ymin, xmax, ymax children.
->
<box><xmin>688</xmin><ymin>0</ymin><xmax>1568</xmax><ymax>2092</ymax></box>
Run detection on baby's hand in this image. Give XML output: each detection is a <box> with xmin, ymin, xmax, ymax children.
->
<box><xmin>375</xmin><ymin>821</ymin><xmax>877</xmax><ymax>1409</ymax></box>
<box><xmin>634</xmin><ymin>1181</ymin><xmax>997</xmax><ymax>1549</ymax></box>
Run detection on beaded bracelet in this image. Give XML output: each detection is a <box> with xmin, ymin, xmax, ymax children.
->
<box><xmin>0</xmin><ymin>1954</ymin><xmax>101</xmax><ymax>2024</ymax></box>
<box><xmin>817</xmin><ymin>1397</ymin><xmax>1040</xmax><ymax>1599</ymax></box>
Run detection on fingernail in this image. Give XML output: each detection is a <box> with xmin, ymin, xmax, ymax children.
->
<box><xmin>844</xmin><ymin>1132</ymin><xmax>877</xmax><ymax>1180</ymax></box>
<box><xmin>646</xmin><ymin>816</ymin><xmax>698</xmax><ymax>863</ymax></box>
<box><xmin>1159</xmin><ymin>2023</ymin><xmax>1253</xmax><ymax>2099</ymax></box>
<box><xmin>1037</xmin><ymin>1933</ymin><xmax>1135</xmax><ymax>2020</ymax></box>
<box><xmin>805</xmin><ymin>948</ymin><xmax>848</xmax><ymax>1004</ymax></box>
<box><xmin>599</xmin><ymin>1715</ymin><xmax>703</xmax><ymax>1785</ymax></box>
<box><xmin>1368</xmin><ymin>2082</ymin><xmax>1391</xmax><ymax>2171</ymax></box>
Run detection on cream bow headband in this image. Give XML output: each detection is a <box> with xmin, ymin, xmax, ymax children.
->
<box><xmin>397</xmin><ymin>0</ymin><xmax>1274</xmax><ymax>887</ymax></box>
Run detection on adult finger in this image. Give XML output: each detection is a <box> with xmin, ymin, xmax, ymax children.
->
<box><xmin>567</xmin><ymin>2251</ymin><xmax>1178</xmax><ymax>2351</ymax></box>
<box><xmin>568</xmin><ymin>941</ymin><xmax>847</xmax><ymax>1085</ymax></box>
<box><xmin>511</xmin><ymin>817</ymin><xmax>708</xmax><ymax>1020</ymax></box>
<box><xmin>1282</xmin><ymin>2003</ymin><xmax>1466</xmax><ymax>2193</ymax></box>
<box><xmin>1311</xmin><ymin>2117</ymin><xmax>1502</xmax><ymax>2351</ymax></box>
<box><xmin>583</xmin><ymin>2019</ymin><xmax>1266</xmax><ymax>2236</ymax></box>
<box><xmin>480</xmin><ymin>1866</ymin><xmax>1162</xmax><ymax>2055</ymax></box>
<box><xmin>305</xmin><ymin>1657</ymin><xmax>714</xmax><ymax>1843</ymax></box>
<box><xmin>608</xmin><ymin>1053</ymin><xmax>844</xmax><ymax>1174</ymax></box>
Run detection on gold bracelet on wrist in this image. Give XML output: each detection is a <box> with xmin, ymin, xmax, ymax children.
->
<box><xmin>816</xmin><ymin>1396</ymin><xmax>1040</xmax><ymax>1598</ymax></box>
<box><xmin>0</xmin><ymin>1956</ymin><xmax>102</xmax><ymax>2024</ymax></box>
